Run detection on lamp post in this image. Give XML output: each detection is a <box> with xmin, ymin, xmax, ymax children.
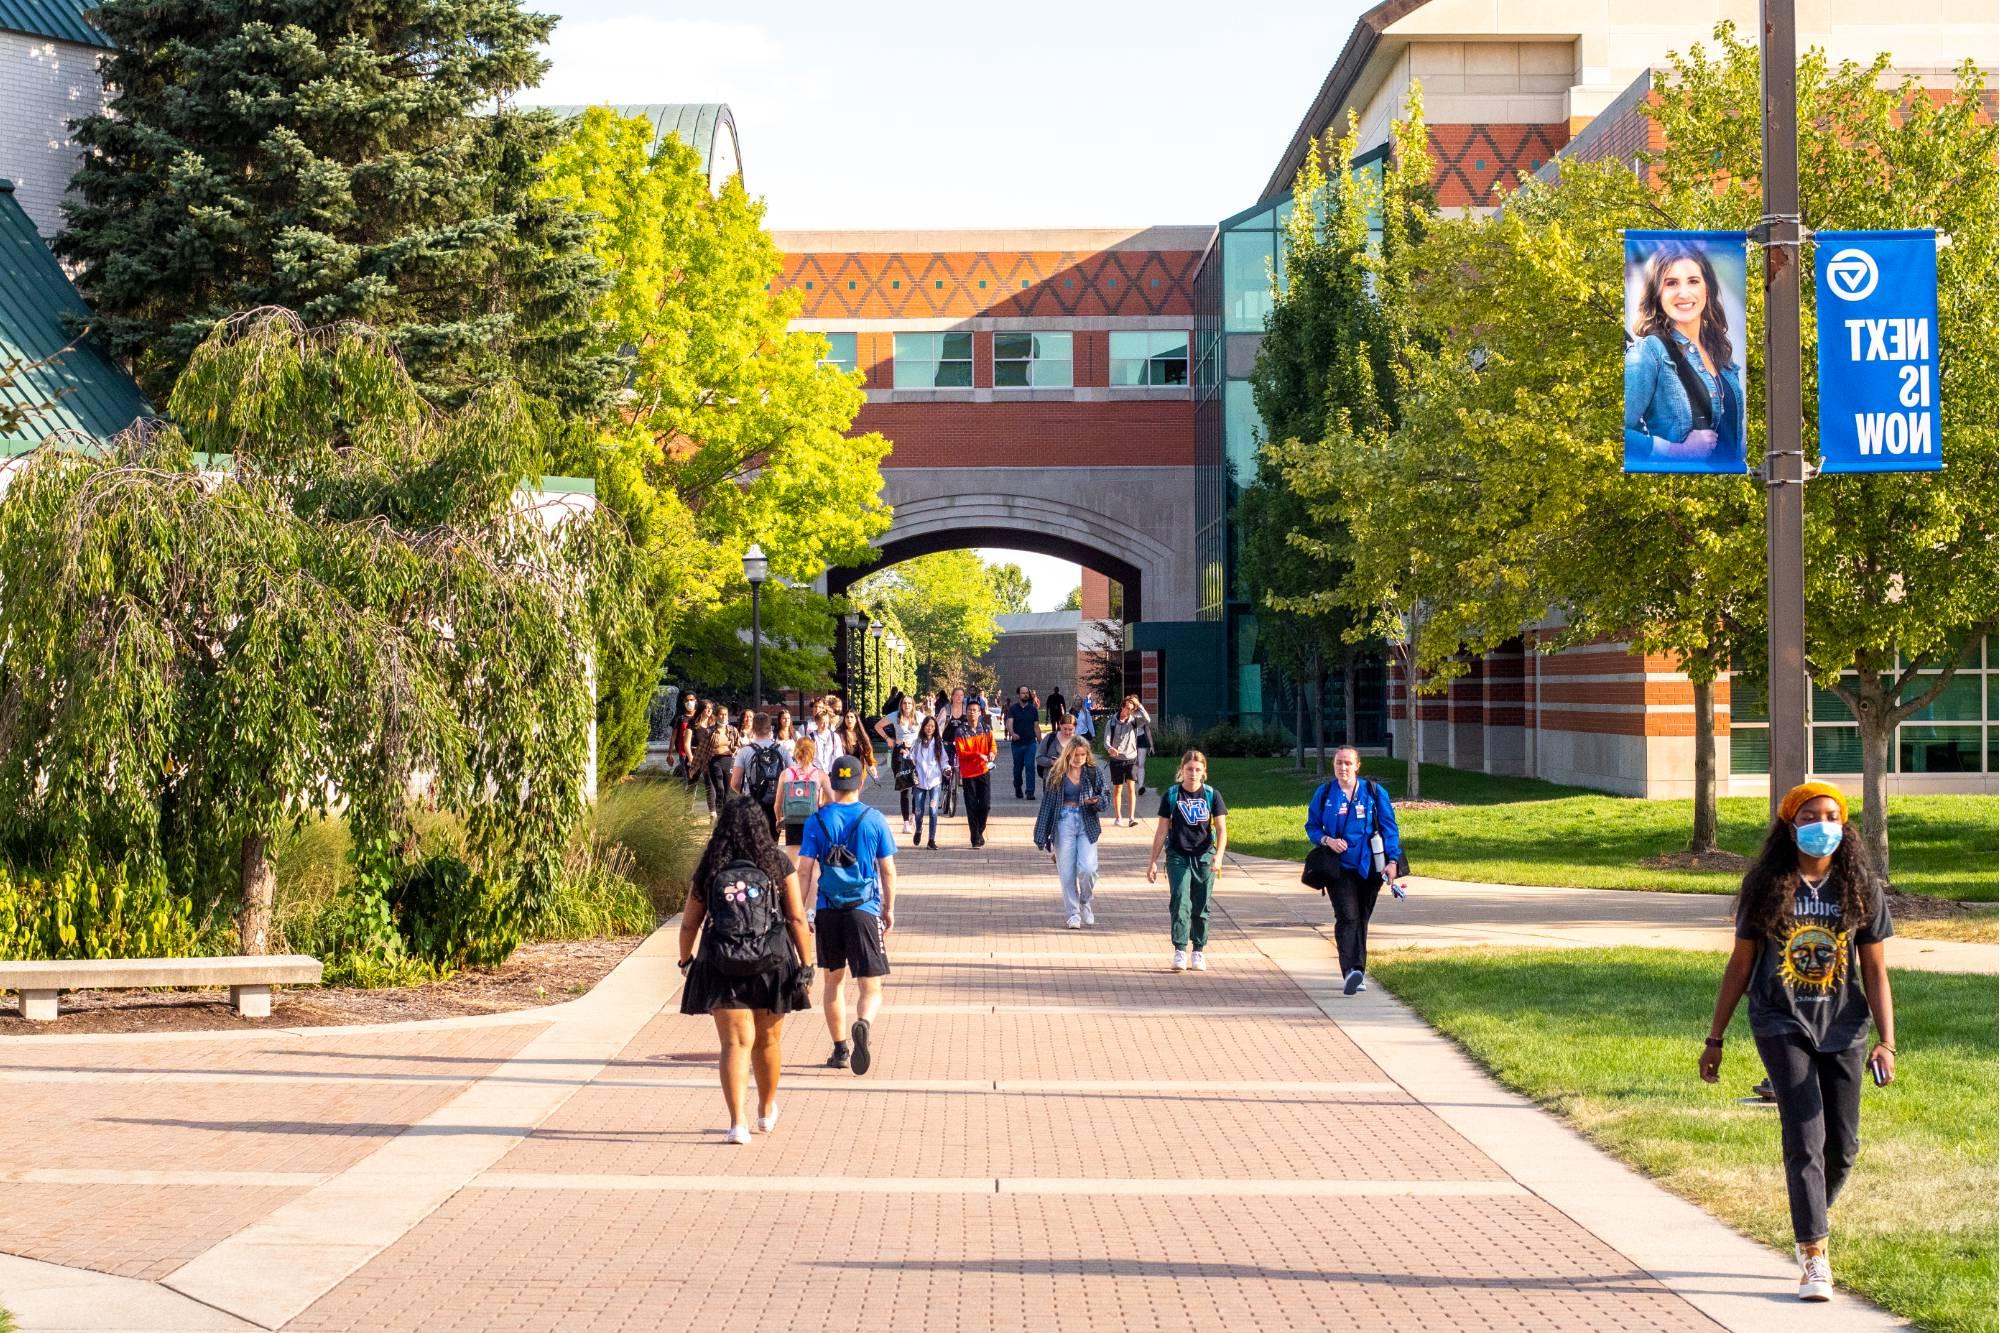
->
<box><xmin>743</xmin><ymin>544</ymin><xmax>768</xmax><ymax>712</ymax></box>
<box><xmin>868</xmin><ymin>620</ymin><xmax>884</xmax><ymax>717</ymax></box>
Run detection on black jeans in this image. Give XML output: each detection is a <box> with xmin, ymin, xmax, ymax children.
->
<box><xmin>1326</xmin><ymin>867</ymin><xmax>1383</xmax><ymax>976</ymax></box>
<box><xmin>705</xmin><ymin>756</ymin><xmax>732</xmax><ymax>811</ymax></box>
<box><xmin>1754</xmin><ymin>1030</ymin><xmax>1866</xmax><ymax>1244</ymax></box>
<box><xmin>963</xmin><ymin>774</ymin><xmax>991</xmax><ymax>844</ymax></box>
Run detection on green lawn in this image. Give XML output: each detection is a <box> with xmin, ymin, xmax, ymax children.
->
<box><xmin>1373</xmin><ymin>948</ymin><xmax>1997</xmax><ymax>1333</ymax></box>
<box><xmin>1176</xmin><ymin>757</ymin><xmax>1996</xmax><ymax>901</ymax></box>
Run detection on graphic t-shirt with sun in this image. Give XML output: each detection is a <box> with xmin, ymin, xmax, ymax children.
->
<box><xmin>1736</xmin><ymin>876</ymin><xmax>1893</xmax><ymax>1053</ymax></box>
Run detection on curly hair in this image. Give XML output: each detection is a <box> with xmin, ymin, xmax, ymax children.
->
<box><xmin>1735</xmin><ymin>814</ymin><xmax>1880</xmax><ymax>937</ymax></box>
<box><xmin>691</xmin><ymin>796</ymin><xmax>791</xmax><ymax>902</ymax></box>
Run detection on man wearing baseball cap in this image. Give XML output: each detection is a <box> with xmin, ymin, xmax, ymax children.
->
<box><xmin>797</xmin><ymin>753</ymin><xmax>898</xmax><ymax>1074</ymax></box>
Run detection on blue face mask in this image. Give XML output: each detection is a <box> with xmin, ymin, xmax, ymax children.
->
<box><xmin>1793</xmin><ymin>821</ymin><xmax>1844</xmax><ymax>857</ymax></box>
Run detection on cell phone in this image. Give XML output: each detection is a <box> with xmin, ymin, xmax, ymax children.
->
<box><xmin>1390</xmin><ymin>881</ymin><xmax>1407</xmax><ymax>900</ymax></box>
<box><xmin>1869</xmin><ymin>1056</ymin><xmax>1888</xmax><ymax>1087</ymax></box>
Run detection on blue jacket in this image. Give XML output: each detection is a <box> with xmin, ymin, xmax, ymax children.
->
<box><xmin>1623</xmin><ymin>333</ymin><xmax>1745</xmax><ymax>472</ymax></box>
<box><xmin>1304</xmin><ymin>779</ymin><xmax>1403</xmax><ymax>879</ymax></box>
<box><xmin>1034</xmin><ymin>760</ymin><xmax>1107</xmax><ymax>849</ymax></box>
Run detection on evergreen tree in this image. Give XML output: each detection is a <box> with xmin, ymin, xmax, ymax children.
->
<box><xmin>59</xmin><ymin>0</ymin><xmax>611</xmax><ymax>409</ymax></box>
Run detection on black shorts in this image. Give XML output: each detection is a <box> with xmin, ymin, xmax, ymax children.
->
<box><xmin>814</xmin><ymin>907</ymin><xmax>891</xmax><ymax>978</ymax></box>
<box><xmin>1109</xmin><ymin>759</ymin><xmax>1136</xmax><ymax>784</ymax></box>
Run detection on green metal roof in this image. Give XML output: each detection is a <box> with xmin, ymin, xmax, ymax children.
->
<box><xmin>0</xmin><ymin>179</ymin><xmax>149</xmax><ymax>446</ymax></box>
<box><xmin>0</xmin><ymin>0</ymin><xmax>111</xmax><ymax>48</ymax></box>
<box><xmin>533</xmin><ymin>103</ymin><xmax>742</xmax><ymax>186</ymax></box>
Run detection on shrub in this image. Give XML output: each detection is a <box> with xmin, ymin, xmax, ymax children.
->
<box><xmin>1195</xmin><ymin>721</ymin><xmax>1295</xmax><ymax>758</ymax></box>
<box><xmin>590</xmin><ymin>776</ymin><xmax>703</xmax><ymax>916</ymax></box>
<box><xmin>526</xmin><ymin>853</ymin><xmax>656</xmax><ymax>943</ymax></box>
<box><xmin>1151</xmin><ymin>715</ymin><xmax>1198</xmax><ymax>757</ymax></box>
<box><xmin>385</xmin><ymin>853</ymin><xmax>519</xmax><ymax>970</ymax></box>
<box><xmin>282</xmin><ymin>889</ymin><xmax>438</xmax><ymax>988</ymax></box>
<box><xmin>0</xmin><ymin>860</ymin><xmax>216</xmax><ymax>961</ymax></box>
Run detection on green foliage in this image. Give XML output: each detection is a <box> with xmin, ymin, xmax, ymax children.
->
<box><xmin>1058</xmin><ymin>585</ymin><xmax>1083</xmax><ymax>612</ymax></box>
<box><xmin>0</xmin><ymin>312</ymin><xmax>639</xmax><ymax>952</ymax></box>
<box><xmin>1376</xmin><ymin>950</ymin><xmax>1996</xmax><ymax>1333</ymax></box>
<box><xmin>1150</xmin><ymin>715</ymin><xmax>1199</xmax><ymax>757</ymax></box>
<box><xmin>588</xmin><ymin>776</ymin><xmax>704</xmax><ymax>917</ymax></box>
<box><xmin>526</xmin><ymin>856</ymin><xmax>655</xmax><ymax>943</ymax></box>
<box><xmin>988</xmin><ymin>563</ymin><xmax>1033</xmax><ymax>615</ymax></box>
<box><xmin>0</xmin><ymin>859</ymin><xmax>213</xmax><ymax>961</ymax></box>
<box><xmin>385</xmin><ymin>854</ymin><xmax>518</xmax><ymax>970</ymax></box>
<box><xmin>57</xmin><ymin>0</ymin><xmax>611</xmax><ymax>410</ymax></box>
<box><xmin>665</xmin><ymin>581</ymin><xmax>838</xmax><ymax>701</ymax></box>
<box><xmin>1192</xmin><ymin>721</ymin><xmax>1294</xmax><ymax>759</ymax></box>
<box><xmin>853</xmin><ymin>550</ymin><xmax>1008</xmax><ymax>688</ymax></box>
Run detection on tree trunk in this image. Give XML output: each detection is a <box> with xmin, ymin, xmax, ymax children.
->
<box><xmin>1341</xmin><ymin>647</ymin><xmax>1358</xmax><ymax>749</ymax></box>
<box><xmin>1689</xmin><ymin>675</ymin><xmax>1717</xmax><ymax>854</ymax></box>
<box><xmin>1853</xmin><ymin>671</ymin><xmax>1895</xmax><ymax>881</ymax></box>
<box><xmin>1310</xmin><ymin>647</ymin><xmax>1327</xmax><ymax>776</ymax></box>
<box><xmin>239</xmin><ymin>832</ymin><xmax>276</xmax><ymax>955</ymax></box>
<box><xmin>1403</xmin><ymin>614</ymin><xmax>1423</xmax><ymax>800</ymax></box>
<box><xmin>1294</xmin><ymin>683</ymin><xmax>1306</xmax><ymax>772</ymax></box>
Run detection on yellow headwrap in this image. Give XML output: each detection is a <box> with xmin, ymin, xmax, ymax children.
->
<box><xmin>1778</xmin><ymin>781</ymin><xmax>1848</xmax><ymax>824</ymax></box>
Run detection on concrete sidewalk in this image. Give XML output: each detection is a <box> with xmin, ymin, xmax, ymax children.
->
<box><xmin>1227</xmin><ymin>852</ymin><xmax>1996</xmax><ymax>974</ymax></box>
<box><xmin>0</xmin><ymin>786</ymin><xmax>1906</xmax><ymax>1331</ymax></box>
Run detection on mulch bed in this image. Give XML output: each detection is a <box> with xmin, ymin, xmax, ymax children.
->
<box><xmin>0</xmin><ymin>935</ymin><xmax>649</xmax><ymax>1037</ymax></box>
<box><xmin>1642</xmin><ymin>849</ymin><xmax>1755</xmax><ymax>874</ymax></box>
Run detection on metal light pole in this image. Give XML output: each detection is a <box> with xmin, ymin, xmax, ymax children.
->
<box><xmin>1759</xmin><ymin>0</ymin><xmax>1809</xmax><ymax>807</ymax></box>
<box><xmin>868</xmin><ymin>620</ymin><xmax>884</xmax><ymax>717</ymax></box>
<box><xmin>743</xmin><ymin>543</ymin><xmax>768</xmax><ymax>712</ymax></box>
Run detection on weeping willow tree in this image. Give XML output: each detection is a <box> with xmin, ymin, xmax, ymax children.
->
<box><xmin>0</xmin><ymin>310</ymin><xmax>642</xmax><ymax>954</ymax></box>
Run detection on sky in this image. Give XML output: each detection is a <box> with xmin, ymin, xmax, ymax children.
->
<box><xmin>529</xmin><ymin>0</ymin><xmax>1376</xmax><ymax>609</ymax></box>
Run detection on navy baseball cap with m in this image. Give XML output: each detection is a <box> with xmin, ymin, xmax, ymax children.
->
<box><xmin>829</xmin><ymin>755</ymin><xmax>866</xmax><ymax>791</ymax></box>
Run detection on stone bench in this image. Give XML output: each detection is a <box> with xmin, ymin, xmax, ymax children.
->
<box><xmin>0</xmin><ymin>955</ymin><xmax>323</xmax><ymax>1021</ymax></box>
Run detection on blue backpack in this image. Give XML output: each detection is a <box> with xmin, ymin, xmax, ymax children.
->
<box><xmin>812</xmin><ymin>807</ymin><xmax>877</xmax><ymax>909</ymax></box>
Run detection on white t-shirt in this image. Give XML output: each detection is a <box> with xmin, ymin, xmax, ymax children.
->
<box><xmin>911</xmin><ymin>741</ymin><xmax>946</xmax><ymax>790</ymax></box>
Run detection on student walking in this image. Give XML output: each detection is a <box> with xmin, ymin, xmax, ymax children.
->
<box><xmin>672</xmin><ymin>692</ymin><xmax>700</xmax><ymax>783</ymax></box>
<box><xmin>798</xmin><ymin>755</ymin><xmax>899</xmax><ymax>1074</ymax></box>
<box><xmin>1005</xmin><ymin>686</ymin><xmax>1042</xmax><ymax>800</ymax></box>
<box><xmin>954</xmin><ymin>701</ymin><xmax>997</xmax><ymax>847</ymax></box>
<box><xmin>1700</xmin><ymin>782</ymin><xmax>1896</xmax><ymax>1303</ymax></box>
<box><xmin>1035</xmin><ymin>713</ymin><xmax>1075</xmax><ymax>794</ymax></box>
<box><xmin>1303</xmin><ymin>746</ymin><xmax>1405</xmax><ymax>995</ymax></box>
<box><xmin>909</xmin><ymin>715</ymin><xmax>947</xmax><ymax>850</ymax></box>
<box><xmin>693</xmin><ymin>705</ymin><xmax>739</xmax><ymax>816</ymax></box>
<box><xmin>1104</xmin><ymin>695</ymin><xmax>1152</xmax><ymax>826</ymax></box>
<box><xmin>875</xmin><ymin>694</ymin><xmax>923</xmax><ymax>835</ymax></box>
<box><xmin>731</xmin><ymin>713</ymin><xmax>788</xmax><ymax>837</ymax></box>
<box><xmin>1046</xmin><ymin>687</ymin><xmax>1066</xmax><ymax>727</ymax></box>
<box><xmin>1146</xmin><ymin>750</ymin><xmax>1227</xmax><ymax>972</ymax></box>
<box><xmin>1034</xmin><ymin>735</ymin><xmax>1106</xmax><ymax>929</ymax></box>
<box><xmin>677</xmin><ymin>797</ymin><xmax>814</xmax><ymax>1143</ymax></box>
<box><xmin>775</xmin><ymin>736</ymin><xmax>832</xmax><ymax>848</ymax></box>
<box><xmin>1074</xmin><ymin>692</ymin><xmax>1096</xmax><ymax>739</ymax></box>
<box><xmin>834</xmin><ymin>712</ymin><xmax>877</xmax><ymax>787</ymax></box>
<box><xmin>939</xmin><ymin>698</ymin><xmax>968</xmax><ymax>818</ymax></box>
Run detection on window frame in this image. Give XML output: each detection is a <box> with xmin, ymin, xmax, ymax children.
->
<box><xmin>892</xmin><ymin>331</ymin><xmax>973</xmax><ymax>390</ymax></box>
<box><xmin>991</xmin><ymin>331</ymin><xmax>1073</xmax><ymax>390</ymax></box>
<box><xmin>818</xmin><ymin>332</ymin><xmax>858</xmax><ymax>374</ymax></box>
<box><xmin>1109</xmin><ymin>330</ymin><xmax>1191</xmax><ymax>388</ymax></box>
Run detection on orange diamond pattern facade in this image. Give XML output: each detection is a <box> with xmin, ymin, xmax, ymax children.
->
<box><xmin>1428</xmin><ymin>124</ymin><xmax>1572</xmax><ymax>206</ymax></box>
<box><xmin>777</xmin><ymin>250</ymin><xmax>1202</xmax><ymax>321</ymax></box>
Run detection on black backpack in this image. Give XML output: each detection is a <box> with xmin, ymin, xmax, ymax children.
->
<box><xmin>747</xmin><ymin>743</ymin><xmax>786</xmax><ymax>806</ymax></box>
<box><xmin>702</xmin><ymin>860</ymin><xmax>786</xmax><ymax>977</ymax></box>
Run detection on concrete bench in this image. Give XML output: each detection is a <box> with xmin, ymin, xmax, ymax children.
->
<box><xmin>0</xmin><ymin>955</ymin><xmax>323</xmax><ymax>1021</ymax></box>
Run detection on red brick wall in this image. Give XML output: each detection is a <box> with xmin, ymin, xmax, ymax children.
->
<box><xmin>1428</xmin><ymin>123</ymin><xmax>1572</xmax><ymax>206</ymax></box>
<box><xmin>859</xmin><ymin>400</ymin><xmax>1195</xmax><ymax>469</ymax></box>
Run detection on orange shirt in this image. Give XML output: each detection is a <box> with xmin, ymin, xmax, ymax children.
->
<box><xmin>954</xmin><ymin>729</ymin><xmax>996</xmax><ymax>779</ymax></box>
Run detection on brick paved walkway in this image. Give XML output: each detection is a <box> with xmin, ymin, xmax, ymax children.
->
<box><xmin>0</xmin><ymin>788</ymin><xmax>1902</xmax><ymax>1331</ymax></box>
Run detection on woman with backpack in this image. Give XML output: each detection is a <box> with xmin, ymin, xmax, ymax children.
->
<box><xmin>1146</xmin><ymin>749</ymin><xmax>1227</xmax><ymax>972</ymax></box>
<box><xmin>1104</xmin><ymin>695</ymin><xmax>1153</xmax><ymax>827</ymax></box>
<box><xmin>1304</xmin><ymin>746</ymin><xmax>1405</xmax><ymax>996</ymax></box>
<box><xmin>909</xmin><ymin>715</ymin><xmax>947</xmax><ymax>851</ymax></box>
<box><xmin>1699</xmin><ymin>782</ymin><xmax>1895</xmax><ymax>1303</ymax></box>
<box><xmin>678</xmin><ymin>796</ymin><xmax>814</xmax><ymax>1145</ymax></box>
<box><xmin>775</xmin><ymin>736</ymin><xmax>832</xmax><ymax>848</ymax></box>
<box><xmin>694</xmin><ymin>705</ymin><xmax>739</xmax><ymax>817</ymax></box>
<box><xmin>673</xmin><ymin>692</ymin><xmax>700</xmax><ymax>786</ymax></box>
<box><xmin>1034</xmin><ymin>735</ymin><xmax>1107</xmax><ymax>929</ymax></box>
<box><xmin>875</xmin><ymin>694</ymin><xmax>923</xmax><ymax>835</ymax></box>
<box><xmin>954</xmin><ymin>700</ymin><xmax>997</xmax><ymax>848</ymax></box>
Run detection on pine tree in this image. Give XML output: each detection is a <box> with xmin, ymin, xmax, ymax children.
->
<box><xmin>58</xmin><ymin>0</ymin><xmax>612</xmax><ymax>409</ymax></box>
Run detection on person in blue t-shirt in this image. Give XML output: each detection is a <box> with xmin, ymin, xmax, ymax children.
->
<box><xmin>1304</xmin><ymin>746</ymin><xmax>1405</xmax><ymax>995</ymax></box>
<box><xmin>797</xmin><ymin>755</ymin><xmax>898</xmax><ymax>1075</ymax></box>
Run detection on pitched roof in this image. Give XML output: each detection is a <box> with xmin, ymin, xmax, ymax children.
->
<box><xmin>0</xmin><ymin>180</ymin><xmax>149</xmax><ymax>447</ymax></box>
<box><xmin>0</xmin><ymin>0</ymin><xmax>111</xmax><ymax>48</ymax></box>
<box><xmin>530</xmin><ymin>103</ymin><xmax>742</xmax><ymax>186</ymax></box>
<box><xmin>1260</xmin><ymin>0</ymin><xmax>1434</xmax><ymax>202</ymax></box>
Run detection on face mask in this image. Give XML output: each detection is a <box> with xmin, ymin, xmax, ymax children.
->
<box><xmin>1793</xmin><ymin>821</ymin><xmax>1844</xmax><ymax>857</ymax></box>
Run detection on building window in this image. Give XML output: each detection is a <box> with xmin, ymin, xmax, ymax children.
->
<box><xmin>893</xmin><ymin>332</ymin><xmax>973</xmax><ymax>388</ymax></box>
<box><xmin>1110</xmin><ymin>331</ymin><xmax>1190</xmax><ymax>386</ymax></box>
<box><xmin>993</xmin><ymin>332</ymin><xmax>1072</xmax><ymax>388</ymax></box>
<box><xmin>818</xmin><ymin>332</ymin><xmax>857</xmax><ymax>373</ymax></box>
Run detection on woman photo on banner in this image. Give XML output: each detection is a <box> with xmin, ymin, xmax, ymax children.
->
<box><xmin>1622</xmin><ymin>232</ymin><xmax>1748</xmax><ymax>474</ymax></box>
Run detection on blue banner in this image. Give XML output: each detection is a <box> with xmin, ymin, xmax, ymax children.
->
<box><xmin>1814</xmin><ymin>230</ymin><xmax>1941</xmax><ymax>473</ymax></box>
<box><xmin>1622</xmin><ymin>231</ymin><xmax>1750</xmax><ymax>473</ymax></box>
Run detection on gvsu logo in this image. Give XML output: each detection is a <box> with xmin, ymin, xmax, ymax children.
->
<box><xmin>1826</xmin><ymin>248</ymin><xmax>1879</xmax><ymax>302</ymax></box>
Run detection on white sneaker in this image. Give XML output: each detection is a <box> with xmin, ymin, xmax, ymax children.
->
<box><xmin>1066</xmin><ymin>914</ymin><xmax>1082</xmax><ymax>930</ymax></box>
<box><xmin>1191</xmin><ymin>950</ymin><xmax>1206</xmax><ymax>971</ymax></box>
<box><xmin>1081</xmin><ymin>905</ymin><xmax>1095</xmax><ymax>926</ymax></box>
<box><xmin>903</xmin><ymin>820</ymin><xmax>913</xmax><ymax>835</ymax></box>
<box><xmin>1797</xmin><ymin>1245</ymin><xmax>1832</xmax><ymax>1301</ymax></box>
<box><xmin>724</xmin><ymin>1125</ymin><xmax>751</xmax><ymax>1145</ymax></box>
<box><xmin>756</xmin><ymin>1104</ymin><xmax>780</xmax><ymax>1134</ymax></box>
<box><xmin>1172</xmin><ymin>948</ymin><xmax>1188</xmax><ymax>972</ymax></box>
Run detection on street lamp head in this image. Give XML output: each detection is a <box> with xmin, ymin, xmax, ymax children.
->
<box><xmin>869</xmin><ymin>620</ymin><xmax>884</xmax><ymax>639</ymax></box>
<box><xmin>741</xmin><ymin>543</ymin><xmax>768</xmax><ymax>586</ymax></box>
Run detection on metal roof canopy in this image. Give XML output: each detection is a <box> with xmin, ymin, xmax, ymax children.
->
<box><xmin>529</xmin><ymin>103</ymin><xmax>742</xmax><ymax>187</ymax></box>
<box><xmin>0</xmin><ymin>0</ymin><xmax>110</xmax><ymax>47</ymax></box>
<box><xmin>0</xmin><ymin>180</ymin><xmax>148</xmax><ymax>446</ymax></box>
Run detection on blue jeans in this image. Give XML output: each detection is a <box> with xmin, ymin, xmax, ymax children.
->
<box><xmin>913</xmin><ymin>786</ymin><xmax>939</xmax><ymax>844</ymax></box>
<box><xmin>1054</xmin><ymin>808</ymin><xmax>1097</xmax><ymax>917</ymax></box>
<box><xmin>1011</xmin><ymin>740</ymin><xmax>1037</xmax><ymax>797</ymax></box>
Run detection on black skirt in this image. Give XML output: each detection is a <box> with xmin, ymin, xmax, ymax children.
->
<box><xmin>679</xmin><ymin>952</ymin><xmax>812</xmax><ymax>1015</ymax></box>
